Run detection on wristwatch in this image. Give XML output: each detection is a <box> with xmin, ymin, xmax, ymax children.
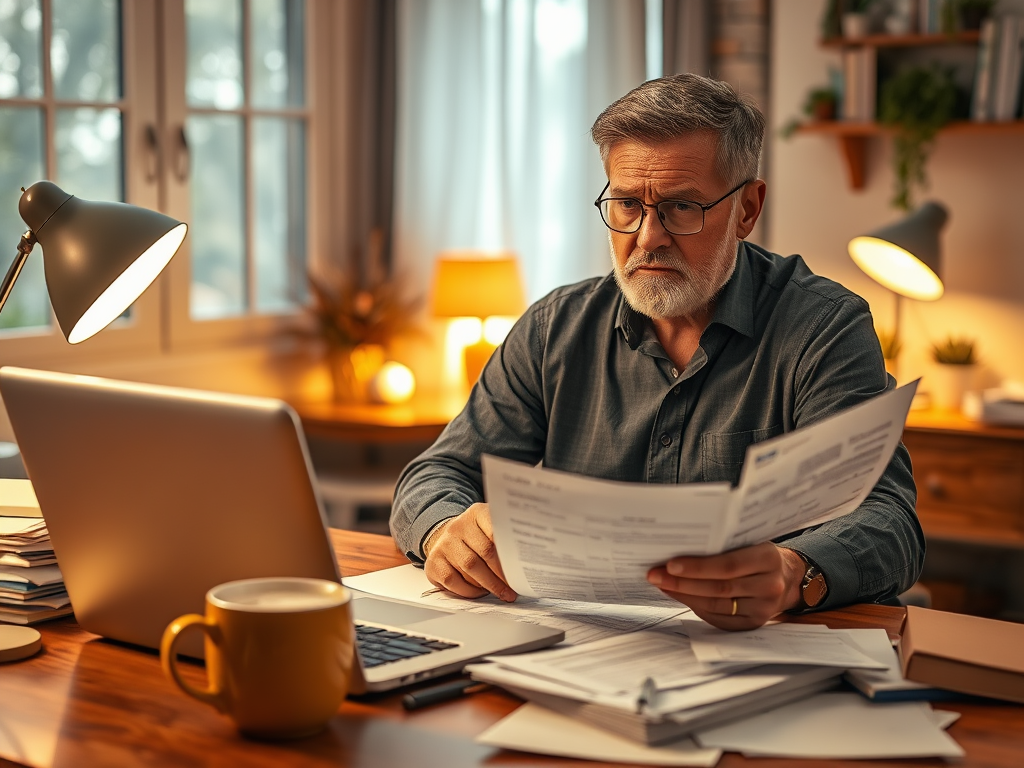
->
<box><xmin>798</xmin><ymin>558</ymin><xmax>828</xmax><ymax>610</ymax></box>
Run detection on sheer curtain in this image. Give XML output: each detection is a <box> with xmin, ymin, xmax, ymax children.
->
<box><xmin>392</xmin><ymin>0</ymin><xmax>646</xmax><ymax>302</ymax></box>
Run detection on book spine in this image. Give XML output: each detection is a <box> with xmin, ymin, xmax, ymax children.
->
<box><xmin>1009</xmin><ymin>19</ymin><xmax>1024</xmax><ymax>119</ymax></box>
<box><xmin>843</xmin><ymin>49</ymin><xmax>860</xmax><ymax>121</ymax></box>
<box><xmin>863</xmin><ymin>47</ymin><xmax>877</xmax><ymax>122</ymax></box>
<box><xmin>994</xmin><ymin>17</ymin><xmax>1020</xmax><ymax>121</ymax></box>
<box><xmin>972</xmin><ymin>18</ymin><xmax>997</xmax><ymax>122</ymax></box>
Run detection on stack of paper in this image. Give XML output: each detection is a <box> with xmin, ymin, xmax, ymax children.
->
<box><xmin>466</xmin><ymin>622</ymin><xmax>889</xmax><ymax>745</ymax></box>
<box><xmin>0</xmin><ymin>488</ymin><xmax>71</xmax><ymax>624</ymax></box>
<box><xmin>473</xmin><ymin>625</ymin><xmax>965</xmax><ymax>763</ymax></box>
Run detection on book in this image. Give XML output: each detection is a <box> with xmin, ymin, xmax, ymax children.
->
<box><xmin>972</xmin><ymin>18</ymin><xmax>998</xmax><ymax>121</ymax></box>
<box><xmin>899</xmin><ymin>605</ymin><xmax>1024</xmax><ymax>704</ymax></box>
<box><xmin>993</xmin><ymin>16</ymin><xmax>1024</xmax><ymax>121</ymax></box>
<box><xmin>0</xmin><ymin>479</ymin><xmax>41</xmax><ymax>517</ymax></box>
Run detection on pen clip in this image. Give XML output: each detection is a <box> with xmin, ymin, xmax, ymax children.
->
<box><xmin>636</xmin><ymin>676</ymin><xmax>657</xmax><ymax>715</ymax></box>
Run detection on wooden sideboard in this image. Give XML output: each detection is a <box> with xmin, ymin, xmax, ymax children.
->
<box><xmin>903</xmin><ymin>410</ymin><xmax>1024</xmax><ymax>549</ymax></box>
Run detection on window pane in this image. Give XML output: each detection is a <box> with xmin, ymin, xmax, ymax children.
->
<box><xmin>253</xmin><ymin>117</ymin><xmax>304</xmax><ymax>312</ymax></box>
<box><xmin>51</xmin><ymin>0</ymin><xmax>121</xmax><ymax>102</ymax></box>
<box><xmin>55</xmin><ymin>107</ymin><xmax>122</xmax><ymax>201</ymax></box>
<box><xmin>0</xmin><ymin>106</ymin><xmax>48</xmax><ymax>332</ymax></box>
<box><xmin>0</xmin><ymin>0</ymin><xmax>42</xmax><ymax>98</ymax></box>
<box><xmin>186</xmin><ymin>0</ymin><xmax>243</xmax><ymax>110</ymax></box>
<box><xmin>188</xmin><ymin>114</ymin><xmax>245</xmax><ymax>319</ymax></box>
<box><xmin>251</xmin><ymin>0</ymin><xmax>304</xmax><ymax>108</ymax></box>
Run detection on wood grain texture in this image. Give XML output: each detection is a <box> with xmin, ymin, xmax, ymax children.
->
<box><xmin>0</xmin><ymin>531</ymin><xmax>1021</xmax><ymax>768</ymax></box>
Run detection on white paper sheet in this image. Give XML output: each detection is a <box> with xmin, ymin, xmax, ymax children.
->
<box><xmin>485</xmin><ymin>382</ymin><xmax>917</xmax><ymax>603</ymax></box>
<box><xmin>343</xmin><ymin>564</ymin><xmax>689</xmax><ymax>645</ymax></box>
<box><xmin>840</xmin><ymin>627</ymin><xmax>936</xmax><ymax>698</ymax></box>
<box><xmin>694</xmin><ymin>692</ymin><xmax>964</xmax><ymax>759</ymax></box>
<box><xmin>684</xmin><ymin>623</ymin><xmax>886</xmax><ymax>670</ymax></box>
<box><xmin>476</xmin><ymin>703</ymin><xmax>722</xmax><ymax>767</ymax></box>
<box><xmin>485</xmin><ymin>630</ymin><xmax>722</xmax><ymax>696</ymax></box>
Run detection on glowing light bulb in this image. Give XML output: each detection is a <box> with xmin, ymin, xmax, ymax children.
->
<box><xmin>369</xmin><ymin>362</ymin><xmax>416</xmax><ymax>404</ymax></box>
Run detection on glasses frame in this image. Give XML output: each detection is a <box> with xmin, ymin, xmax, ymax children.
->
<box><xmin>594</xmin><ymin>179</ymin><xmax>753</xmax><ymax>236</ymax></box>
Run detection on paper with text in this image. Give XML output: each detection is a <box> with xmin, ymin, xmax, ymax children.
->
<box><xmin>684</xmin><ymin>623</ymin><xmax>886</xmax><ymax>670</ymax></box>
<box><xmin>485</xmin><ymin>381</ymin><xmax>917</xmax><ymax>603</ymax></box>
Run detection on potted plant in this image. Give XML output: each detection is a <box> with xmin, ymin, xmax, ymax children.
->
<box><xmin>876</xmin><ymin>328</ymin><xmax>902</xmax><ymax>379</ymax></box>
<box><xmin>841</xmin><ymin>0</ymin><xmax>877</xmax><ymax>40</ymax></box>
<box><xmin>805</xmin><ymin>86</ymin><xmax>838</xmax><ymax>121</ymax></box>
<box><xmin>879</xmin><ymin>65</ymin><xmax>957</xmax><ymax>211</ymax></box>
<box><xmin>287</xmin><ymin>230</ymin><xmax>424</xmax><ymax>403</ymax></box>
<box><xmin>929</xmin><ymin>335</ymin><xmax>978</xmax><ymax>411</ymax></box>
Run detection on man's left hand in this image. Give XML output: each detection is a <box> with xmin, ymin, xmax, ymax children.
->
<box><xmin>646</xmin><ymin>544</ymin><xmax>807</xmax><ymax>630</ymax></box>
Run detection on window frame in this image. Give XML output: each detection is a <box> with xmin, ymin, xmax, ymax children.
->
<box><xmin>159</xmin><ymin>0</ymin><xmax>329</xmax><ymax>350</ymax></box>
<box><xmin>0</xmin><ymin>0</ymin><xmax>330</xmax><ymax>365</ymax></box>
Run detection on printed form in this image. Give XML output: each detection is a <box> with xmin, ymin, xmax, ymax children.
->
<box><xmin>485</xmin><ymin>381</ymin><xmax>917</xmax><ymax>604</ymax></box>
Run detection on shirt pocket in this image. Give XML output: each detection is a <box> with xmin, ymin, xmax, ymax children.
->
<box><xmin>701</xmin><ymin>426</ymin><xmax>784</xmax><ymax>485</ymax></box>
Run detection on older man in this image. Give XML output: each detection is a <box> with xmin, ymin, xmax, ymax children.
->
<box><xmin>390</xmin><ymin>74</ymin><xmax>923</xmax><ymax>630</ymax></box>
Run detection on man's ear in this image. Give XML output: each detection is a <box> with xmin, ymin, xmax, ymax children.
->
<box><xmin>735</xmin><ymin>180</ymin><xmax>766</xmax><ymax>240</ymax></box>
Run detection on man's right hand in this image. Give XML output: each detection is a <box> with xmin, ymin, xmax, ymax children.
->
<box><xmin>422</xmin><ymin>503</ymin><xmax>517</xmax><ymax>602</ymax></box>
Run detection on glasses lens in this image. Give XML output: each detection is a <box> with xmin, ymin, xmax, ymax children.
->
<box><xmin>600</xmin><ymin>198</ymin><xmax>642</xmax><ymax>233</ymax></box>
<box><xmin>658</xmin><ymin>201</ymin><xmax>703</xmax><ymax>235</ymax></box>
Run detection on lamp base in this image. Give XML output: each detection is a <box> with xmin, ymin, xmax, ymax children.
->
<box><xmin>464</xmin><ymin>339</ymin><xmax>498</xmax><ymax>386</ymax></box>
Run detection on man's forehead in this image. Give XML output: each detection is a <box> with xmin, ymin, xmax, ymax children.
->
<box><xmin>605</xmin><ymin>133</ymin><xmax>724</xmax><ymax>196</ymax></box>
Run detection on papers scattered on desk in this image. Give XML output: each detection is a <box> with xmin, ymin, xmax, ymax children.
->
<box><xmin>694</xmin><ymin>692</ymin><xmax>964</xmax><ymax>760</ymax></box>
<box><xmin>476</xmin><ymin>702</ymin><xmax>722</xmax><ymax>767</ymax></box>
<box><xmin>0</xmin><ymin>478</ymin><xmax>41</xmax><ymax>517</ymax></box>
<box><xmin>485</xmin><ymin>381</ymin><xmax>917</xmax><ymax>604</ymax></box>
<box><xmin>343</xmin><ymin>564</ymin><xmax>689</xmax><ymax>645</ymax></box>
<box><xmin>685</xmin><ymin>622</ymin><xmax>886</xmax><ymax>670</ymax></box>
<box><xmin>963</xmin><ymin>382</ymin><xmax>1024</xmax><ymax>425</ymax></box>
<box><xmin>0</xmin><ymin>509</ymin><xmax>71</xmax><ymax>625</ymax></box>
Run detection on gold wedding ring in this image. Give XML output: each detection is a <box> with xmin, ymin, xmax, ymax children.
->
<box><xmin>731</xmin><ymin>598</ymin><xmax>738</xmax><ymax>616</ymax></box>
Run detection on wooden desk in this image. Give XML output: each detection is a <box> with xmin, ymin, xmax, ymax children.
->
<box><xmin>292</xmin><ymin>394</ymin><xmax>466</xmax><ymax>445</ymax></box>
<box><xmin>2</xmin><ymin>531</ymin><xmax>1022</xmax><ymax>768</ymax></box>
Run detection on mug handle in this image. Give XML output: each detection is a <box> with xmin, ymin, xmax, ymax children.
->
<box><xmin>160</xmin><ymin>614</ymin><xmax>226</xmax><ymax>711</ymax></box>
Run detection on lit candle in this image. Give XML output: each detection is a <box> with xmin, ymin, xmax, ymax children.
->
<box><xmin>369</xmin><ymin>362</ymin><xmax>416</xmax><ymax>404</ymax></box>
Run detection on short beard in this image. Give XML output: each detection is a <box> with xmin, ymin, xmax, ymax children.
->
<box><xmin>611</xmin><ymin>237</ymin><xmax>737</xmax><ymax>320</ymax></box>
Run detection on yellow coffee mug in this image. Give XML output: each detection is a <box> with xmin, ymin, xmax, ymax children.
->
<box><xmin>160</xmin><ymin>577</ymin><xmax>354</xmax><ymax>739</ymax></box>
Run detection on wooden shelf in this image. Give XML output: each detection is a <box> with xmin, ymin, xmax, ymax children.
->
<box><xmin>793</xmin><ymin>120</ymin><xmax>1024</xmax><ymax>189</ymax></box>
<box><xmin>821</xmin><ymin>31</ymin><xmax>980</xmax><ymax>49</ymax></box>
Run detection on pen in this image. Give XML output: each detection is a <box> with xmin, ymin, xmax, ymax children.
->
<box><xmin>636</xmin><ymin>676</ymin><xmax>658</xmax><ymax>714</ymax></box>
<box><xmin>402</xmin><ymin>679</ymin><xmax>491</xmax><ymax>710</ymax></box>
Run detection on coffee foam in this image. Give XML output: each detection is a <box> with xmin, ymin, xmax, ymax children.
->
<box><xmin>211</xmin><ymin>578</ymin><xmax>347</xmax><ymax>613</ymax></box>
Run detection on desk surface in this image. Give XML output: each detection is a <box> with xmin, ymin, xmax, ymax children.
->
<box><xmin>1</xmin><ymin>531</ymin><xmax>1021</xmax><ymax>768</ymax></box>
<box><xmin>292</xmin><ymin>393</ymin><xmax>466</xmax><ymax>444</ymax></box>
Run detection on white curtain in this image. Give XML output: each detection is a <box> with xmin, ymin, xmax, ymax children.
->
<box><xmin>392</xmin><ymin>0</ymin><xmax>647</xmax><ymax>302</ymax></box>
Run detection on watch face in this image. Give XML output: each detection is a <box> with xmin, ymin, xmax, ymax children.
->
<box><xmin>803</xmin><ymin>572</ymin><xmax>827</xmax><ymax>607</ymax></box>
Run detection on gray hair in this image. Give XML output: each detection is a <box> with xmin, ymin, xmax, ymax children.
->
<box><xmin>591</xmin><ymin>74</ymin><xmax>765</xmax><ymax>185</ymax></box>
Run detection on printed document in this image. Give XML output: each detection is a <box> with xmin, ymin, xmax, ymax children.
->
<box><xmin>683</xmin><ymin>623</ymin><xmax>886</xmax><ymax>670</ymax></box>
<box><xmin>485</xmin><ymin>381</ymin><xmax>917</xmax><ymax>604</ymax></box>
<box><xmin>343</xmin><ymin>564</ymin><xmax>689</xmax><ymax>645</ymax></box>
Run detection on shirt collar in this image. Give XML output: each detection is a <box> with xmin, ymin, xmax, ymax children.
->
<box><xmin>615</xmin><ymin>241</ymin><xmax>756</xmax><ymax>347</ymax></box>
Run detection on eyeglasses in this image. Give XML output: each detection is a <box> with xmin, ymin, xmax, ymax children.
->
<box><xmin>594</xmin><ymin>179</ymin><xmax>752</xmax><ymax>236</ymax></box>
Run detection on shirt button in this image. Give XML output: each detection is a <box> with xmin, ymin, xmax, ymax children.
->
<box><xmin>660</xmin><ymin>433</ymin><xmax>672</xmax><ymax>447</ymax></box>
<box><xmin>671</xmin><ymin>367</ymin><xmax>679</xmax><ymax>378</ymax></box>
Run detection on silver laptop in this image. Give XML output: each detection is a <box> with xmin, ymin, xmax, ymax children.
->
<box><xmin>0</xmin><ymin>367</ymin><xmax>563</xmax><ymax>692</ymax></box>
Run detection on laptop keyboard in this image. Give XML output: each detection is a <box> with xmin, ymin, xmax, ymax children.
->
<box><xmin>355</xmin><ymin>623</ymin><xmax>461</xmax><ymax>668</ymax></box>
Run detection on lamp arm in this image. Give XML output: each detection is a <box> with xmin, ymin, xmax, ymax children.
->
<box><xmin>0</xmin><ymin>231</ymin><xmax>37</xmax><ymax>315</ymax></box>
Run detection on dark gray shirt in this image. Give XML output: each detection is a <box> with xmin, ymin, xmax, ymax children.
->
<box><xmin>391</xmin><ymin>242</ymin><xmax>924</xmax><ymax>610</ymax></box>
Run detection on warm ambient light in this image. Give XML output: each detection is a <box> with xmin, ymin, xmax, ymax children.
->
<box><xmin>69</xmin><ymin>224</ymin><xmax>187</xmax><ymax>343</ymax></box>
<box><xmin>369</xmin><ymin>361</ymin><xmax>416</xmax><ymax>404</ymax></box>
<box><xmin>848</xmin><ymin>236</ymin><xmax>944</xmax><ymax>301</ymax></box>
<box><xmin>431</xmin><ymin>252</ymin><xmax>527</xmax><ymax>387</ymax></box>
<box><xmin>0</xmin><ymin>181</ymin><xmax>187</xmax><ymax>343</ymax></box>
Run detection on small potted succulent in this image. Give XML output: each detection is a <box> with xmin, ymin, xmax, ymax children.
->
<box><xmin>876</xmin><ymin>328</ymin><xmax>902</xmax><ymax>379</ymax></box>
<box><xmin>805</xmin><ymin>86</ymin><xmax>838</xmax><ymax>121</ymax></box>
<box><xmin>841</xmin><ymin>0</ymin><xmax>877</xmax><ymax>40</ymax></box>
<box><xmin>929</xmin><ymin>336</ymin><xmax>978</xmax><ymax>412</ymax></box>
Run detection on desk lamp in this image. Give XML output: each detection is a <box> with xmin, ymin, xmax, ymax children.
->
<box><xmin>848</xmin><ymin>201</ymin><xmax>947</xmax><ymax>374</ymax></box>
<box><xmin>0</xmin><ymin>181</ymin><xmax>187</xmax><ymax>344</ymax></box>
<box><xmin>431</xmin><ymin>252</ymin><xmax>527</xmax><ymax>386</ymax></box>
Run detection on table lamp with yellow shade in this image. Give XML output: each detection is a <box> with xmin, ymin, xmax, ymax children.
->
<box><xmin>431</xmin><ymin>252</ymin><xmax>527</xmax><ymax>387</ymax></box>
<box><xmin>848</xmin><ymin>201</ymin><xmax>947</xmax><ymax>378</ymax></box>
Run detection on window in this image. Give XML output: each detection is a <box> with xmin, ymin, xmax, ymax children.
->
<box><xmin>0</xmin><ymin>0</ymin><xmax>325</xmax><ymax>363</ymax></box>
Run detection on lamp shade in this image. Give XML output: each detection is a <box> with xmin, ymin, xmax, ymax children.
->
<box><xmin>848</xmin><ymin>201</ymin><xmax>947</xmax><ymax>301</ymax></box>
<box><xmin>18</xmin><ymin>181</ymin><xmax>187</xmax><ymax>343</ymax></box>
<box><xmin>431</xmin><ymin>252</ymin><xmax>527</xmax><ymax>319</ymax></box>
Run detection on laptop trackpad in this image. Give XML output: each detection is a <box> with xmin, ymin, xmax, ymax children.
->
<box><xmin>352</xmin><ymin>595</ymin><xmax>450</xmax><ymax>627</ymax></box>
